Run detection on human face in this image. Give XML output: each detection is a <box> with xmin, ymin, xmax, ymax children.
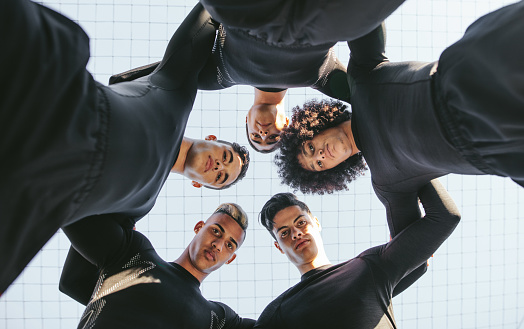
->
<box><xmin>272</xmin><ymin>206</ymin><xmax>322</xmax><ymax>269</ymax></box>
<box><xmin>184</xmin><ymin>140</ymin><xmax>243</xmax><ymax>188</ymax></box>
<box><xmin>188</xmin><ymin>213</ymin><xmax>246</xmax><ymax>275</ymax></box>
<box><xmin>297</xmin><ymin>125</ymin><xmax>353</xmax><ymax>171</ymax></box>
<box><xmin>246</xmin><ymin>104</ymin><xmax>289</xmax><ymax>151</ymax></box>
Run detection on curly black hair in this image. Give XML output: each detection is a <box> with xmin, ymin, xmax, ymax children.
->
<box><xmin>274</xmin><ymin>99</ymin><xmax>367</xmax><ymax>194</ymax></box>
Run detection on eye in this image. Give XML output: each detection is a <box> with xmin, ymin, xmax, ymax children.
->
<box><xmin>222</xmin><ymin>151</ymin><xmax>227</xmax><ymax>162</ymax></box>
<box><xmin>252</xmin><ymin>133</ymin><xmax>261</xmax><ymax>139</ymax></box>
<box><xmin>226</xmin><ymin>242</ymin><xmax>234</xmax><ymax>250</ymax></box>
<box><xmin>317</xmin><ymin>160</ymin><xmax>323</xmax><ymax>168</ymax></box>
<box><xmin>280</xmin><ymin>230</ymin><xmax>289</xmax><ymax>238</ymax></box>
<box><xmin>216</xmin><ymin>172</ymin><xmax>222</xmax><ymax>182</ymax></box>
<box><xmin>268</xmin><ymin>134</ymin><xmax>280</xmax><ymax>141</ymax></box>
<box><xmin>308</xmin><ymin>143</ymin><xmax>314</xmax><ymax>152</ymax></box>
<box><xmin>212</xmin><ymin>228</ymin><xmax>220</xmax><ymax>235</ymax></box>
<box><xmin>297</xmin><ymin>220</ymin><xmax>306</xmax><ymax>226</ymax></box>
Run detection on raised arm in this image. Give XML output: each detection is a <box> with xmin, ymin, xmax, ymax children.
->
<box><xmin>108</xmin><ymin>3</ymin><xmax>217</xmax><ymax>88</ymax></box>
<box><xmin>61</xmin><ymin>214</ymin><xmax>133</xmax><ymax>269</ymax></box>
<box><xmin>59</xmin><ymin>246</ymin><xmax>99</xmax><ymax>305</ymax></box>
<box><xmin>347</xmin><ymin>22</ymin><xmax>388</xmax><ymax>81</ymax></box>
<box><xmin>379</xmin><ymin>179</ymin><xmax>461</xmax><ymax>284</ymax></box>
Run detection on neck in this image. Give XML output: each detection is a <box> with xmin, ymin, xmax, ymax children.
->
<box><xmin>174</xmin><ymin>248</ymin><xmax>208</xmax><ymax>283</ymax></box>
<box><xmin>297</xmin><ymin>253</ymin><xmax>331</xmax><ymax>276</ymax></box>
<box><xmin>341</xmin><ymin>120</ymin><xmax>359</xmax><ymax>156</ymax></box>
<box><xmin>171</xmin><ymin>137</ymin><xmax>193</xmax><ymax>174</ymax></box>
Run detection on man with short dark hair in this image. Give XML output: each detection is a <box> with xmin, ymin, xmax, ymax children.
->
<box><xmin>60</xmin><ymin>203</ymin><xmax>254</xmax><ymax>329</ymax></box>
<box><xmin>256</xmin><ymin>179</ymin><xmax>460</xmax><ymax>329</ymax></box>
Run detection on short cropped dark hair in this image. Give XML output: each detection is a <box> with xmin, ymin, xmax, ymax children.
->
<box><xmin>207</xmin><ymin>140</ymin><xmax>250</xmax><ymax>190</ymax></box>
<box><xmin>274</xmin><ymin>99</ymin><xmax>367</xmax><ymax>195</ymax></box>
<box><xmin>245</xmin><ymin>123</ymin><xmax>279</xmax><ymax>154</ymax></box>
<box><xmin>259</xmin><ymin>192</ymin><xmax>312</xmax><ymax>240</ymax></box>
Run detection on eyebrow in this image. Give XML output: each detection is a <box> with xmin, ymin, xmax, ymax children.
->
<box><xmin>215</xmin><ymin>223</ymin><xmax>238</xmax><ymax>248</ymax></box>
<box><xmin>275</xmin><ymin>214</ymin><xmax>305</xmax><ymax>234</ymax></box>
<box><xmin>300</xmin><ymin>145</ymin><xmax>316</xmax><ymax>171</ymax></box>
<box><xmin>220</xmin><ymin>172</ymin><xmax>229</xmax><ymax>185</ymax></box>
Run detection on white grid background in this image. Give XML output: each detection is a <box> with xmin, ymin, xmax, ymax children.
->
<box><xmin>1</xmin><ymin>0</ymin><xmax>523</xmax><ymax>328</ymax></box>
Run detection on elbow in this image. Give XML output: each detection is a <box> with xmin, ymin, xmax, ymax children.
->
<box><xmin>449</xmin><ymin>210</ymin><xmax>461</xmax><ymax>225</ymax></box>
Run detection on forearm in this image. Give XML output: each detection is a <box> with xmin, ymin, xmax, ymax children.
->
<box><xmin>383</xmin><ymin>179</ymin><xmax>461</xmax><ymax>280</ymax></box>
<box><xmin>59</xmin><ymin>246</ymin><xmax>100</xmax><ymax>305</ymax></box>
<box><xmin>62</xmin><ymin>214</ymin><xmax>129</xmax><ymax>268</ymax></box>
<box><xmin>314</xmin><ymin>58</ymin><xmax>351</xmax><ymax>102</ymax></box>
<box><xmin>347</xmin><ymin>22</ymin><xmax>388</xmax><ymax>79</ymax></box>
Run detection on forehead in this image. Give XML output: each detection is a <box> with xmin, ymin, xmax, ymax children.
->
<box><xmin>206</xmin><ymin>212</ymin><xmax>245</xmax><ymax>241</ymax></box>
<box><xmin>272</xmin><ymin>205</ymin><xmax>309</xmax><ymax>227</ymax></box>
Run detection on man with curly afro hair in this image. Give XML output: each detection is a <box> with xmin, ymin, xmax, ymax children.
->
<box><xmin>275</xmin><ymin>99</ymin><xmax>367</xmax><ymax>195</ymax></box>
<box><xmin>276</xmin><ymin>6</ymin><xmax>524</xmax><ymax>239</ymax></box>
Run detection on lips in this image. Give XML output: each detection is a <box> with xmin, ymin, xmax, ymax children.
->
<box><xmin>204</xmin><ymin>249</ymin><xmax>216</xmax><ymax>262</ymax></box>
<box><xmin>204</xmin><ymin>156</ymin><xmax>213</xmax><ymax>172</ymax></box>
<box><xmin>295</xmin><ymin>239</ymin><xmax>309</xmax><ymax>250</ymax></box>
<box><xmin>326</xmin><ymin>145</ymin><xmax>334</xmax><ymax>158</ymax></box>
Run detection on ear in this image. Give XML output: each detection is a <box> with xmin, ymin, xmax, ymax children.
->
<box><xmin>205</xmin><ymin>135</ymin><xmax>217</xmax><ymax>141</ymax></box>
<box><xmin>192</xmin><ymin>181</ymin><xmax>203</xmax><ymax>188</ymax></box>
<box><xmin>274</xmin><ymin>241</ymin><xmax>284</xmax><ymax>254</ymax></box>
<box><xmin>225</xmin><ymin>253</ymin><xmax>237</xmax><ymax>265</ymax></box>
<box><xmin>194</xmin><ymin>221</ymin><xmax>205</xmax><ymax>234</ymax></box>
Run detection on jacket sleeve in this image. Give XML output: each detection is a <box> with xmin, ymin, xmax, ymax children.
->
<box><xmin>379</xmin><ymin>179</ymin><xmax>461</xmax><ymax>285</ymax></box>
<box><xmin>347</xmin><ymin>22</ymin><xmax>388</xmax><ymax>81</ymax></box>
<box><xmin>59</xmin><ymin>246</ymin><xmax>99</xmax><ymax>306</ymax></box>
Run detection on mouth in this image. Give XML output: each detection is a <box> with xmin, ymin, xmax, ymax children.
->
<box><xmin>204</xmin><ymin>156</ymin><xmax>213</xmax><ymax>173</ymax></box>
<box><xmin>326</xmin><ymin>145</ymin><xmax>334</xmax><ymax>158</ymax></box>
<box><xmin>295</xmin><ymin>239</ymin><xmax>309</xmax><ymax>250</ymax></box>
<box><xmin>204</xmin><ymin>249</ymin><xmax>216</xmax><ymax>262</ymax></box>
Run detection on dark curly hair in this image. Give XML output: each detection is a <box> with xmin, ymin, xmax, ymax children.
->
<box><xmin>274</xmin><ymin>99</ymin><xmax>367</xmax><ymax>194</ymax></box>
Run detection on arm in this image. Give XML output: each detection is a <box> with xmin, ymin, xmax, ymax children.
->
<box><xmin>347</xmin><ymin>22</ymin><xmax>388</xmax><ymax>81</ymax></box>
<box><xmin>380</xmin><ymin>179</ymin><xmax>461</xmax><ymax>284</ymax></box>
<box><xmin>314</xmin><ymin>56</ymin><xmax>351</xmax><ymax>103</ymax></box>
<box><xmin>374</xmin><ymin>183</ymin><xmax>427</xmax><ymax>295</ymax></box>
<box><xmin>59</xmin><ymin>246</ymin><xmax>99</xmax><ymax>305</ymax></box>
<box><xmin>61</xmin><ymin>214</ymin><xmax>132</xmax><ymax>270</ymax></box>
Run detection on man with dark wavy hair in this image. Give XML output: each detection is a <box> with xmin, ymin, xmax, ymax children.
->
<box><xmin>256</xmin><ymin>180</ymin><xmax>460</xmax><ymax>329</ymax></box>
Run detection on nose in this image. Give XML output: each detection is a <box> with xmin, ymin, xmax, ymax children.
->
<box><xmin>292</xmin><ymin>228</ymin><xmax>302</xmax><ymax>240</ymax></box>
<box><xmin>213</xmin><ymin>160</ymin><xmax>224</xmax><ymax>171</ymax></box>
<box><xmin>315</xmin><ymin>149</ymin><xmax>325</xmax><ymax>160</ymax></box>
<box><xmin>212</xmin><ymin>240</ymin><xmax>222</xmax><ymax>252</ymax></box>
<box><xmin>258</xmin><ymin>129</ymin><xmax>268</xmax><ymax>137</ymax></box>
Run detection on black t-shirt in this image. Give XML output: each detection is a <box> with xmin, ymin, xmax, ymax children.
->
<box><xmin>63</xmin><ymin>216</ymin><xmax>254</xmax><ymax>329</ymax></box>
<box><xmin>255</xmin><ymin>180</ymin><xmax>460</xmax><ymax>329</ymax></box>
